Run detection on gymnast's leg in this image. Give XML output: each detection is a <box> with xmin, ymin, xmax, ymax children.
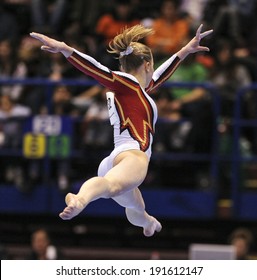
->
<box><xmin>112</xmin><ymin>188</ymin><xmax>162</xmax><ymax>237</ymax></box>
<box><xmin>59</xmin><ymin>150</ymin><xmax>150</xmax><ymax>221</ymax></box>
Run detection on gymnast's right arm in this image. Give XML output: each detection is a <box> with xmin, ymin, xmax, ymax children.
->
<box><xmin>29</xmin><ymin>32</ymin><xmax>116</xmax><ymax>89</ymax></box>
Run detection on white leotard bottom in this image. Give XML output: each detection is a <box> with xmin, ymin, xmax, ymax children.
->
<box><xmin>97</xmin><ymin>142</ymin><xmax>150</xmax><ymax>177</ymax></box>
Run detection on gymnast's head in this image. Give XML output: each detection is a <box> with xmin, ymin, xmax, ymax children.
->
<box><xmin>108</xmin><ymin>25</ymin><xmax>154</xmax><ymax>80</ymax></box>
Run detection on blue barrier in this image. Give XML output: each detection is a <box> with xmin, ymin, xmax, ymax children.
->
<box><xmin>0</xmin><ymin>184</ymin><xmax>216</xmax><ymax>219</ymax></box>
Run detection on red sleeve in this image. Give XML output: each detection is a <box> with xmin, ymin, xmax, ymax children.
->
<box><xmin>146</xmin><ymin>55</ymin><xmax>181</xmax><ymax>93</ymax></box>
<box><xmin>67</xmin><ymin>50</ymin><xmax>117</xmax><ymax>90</ymax></box>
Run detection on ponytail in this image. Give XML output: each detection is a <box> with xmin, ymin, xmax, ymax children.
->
<box><xmin>108</xmin><ymin>25</ymin><xmax>154</xmax><ymax>72</ymax></box>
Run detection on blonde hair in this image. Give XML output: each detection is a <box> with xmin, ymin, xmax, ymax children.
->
<box><xmin>108</xmin><ymin>25</ymin><xmax>154</xmax><ymax>72</ymax></box>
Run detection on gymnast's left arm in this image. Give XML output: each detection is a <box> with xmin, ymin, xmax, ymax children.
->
<box><xmin>30</xmin><ymin>32</ymin><xmax>74</xmax><ymax>58</ymax></box>
<box><xmin>176</xmin><ymin>24</ymin><xmax>213</xmax><ymax>60</ymax></box>
<box><xmin>146</xmin><ymin>24</ymin><xmax>213</xmax><ymax>92</ymax></box>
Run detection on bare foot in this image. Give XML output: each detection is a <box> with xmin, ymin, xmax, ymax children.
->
<box><xmin>143</xmin><ymin>216</ymin><xmax>162</xmax><ymax>237</ymax></box>
<box><xmin>59</xmin><ymin>193</ymin><xmax>85</xmax><ymax>220</ymax></box>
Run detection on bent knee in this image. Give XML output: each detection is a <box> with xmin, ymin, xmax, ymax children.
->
<box><xmin>107</xmin><ymin>181</ymin><xmax>124</xmax><ymax>197</ymax></box>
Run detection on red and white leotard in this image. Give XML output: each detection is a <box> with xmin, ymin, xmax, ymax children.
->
<box><xmin>67</xmin><ymin>50</ymin><xmax>181</xmax><ymax>160</ymax></box>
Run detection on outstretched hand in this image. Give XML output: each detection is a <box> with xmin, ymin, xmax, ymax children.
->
<box><xmin>177</xmin><ymin>24</ymin><xmax>213</xmax><ymax>60</ymax></box>
<box><xmin>30</xmin><ymin>32</ymin><xmax>73</xmax><ymax>57</ymax></box>
<box><xmin>188</xmin><ymin>24</ymin><xmax>213</xmax><ymax>53</ymax></box>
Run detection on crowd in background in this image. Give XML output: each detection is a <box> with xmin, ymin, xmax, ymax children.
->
<box><xmin>0</xmin><ymin>0</ymin><xmax>257</xmax><ymax>192</ymax></box>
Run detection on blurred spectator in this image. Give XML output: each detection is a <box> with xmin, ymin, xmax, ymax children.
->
<box><xmin>27</xmin><ymin>228</ymin><xmax>64</xmax><ymax>260</ymax></box>
<box><xmin>202</xmin><ymin>0</ymin><xmax>227</xmax><ymax>29</ymax></box>
<box><xmin>17</xmin><ymin>35</ymin><xmax>46</xmax><ymax>114</ymax></box>
<box><xmin>28</xmin><ymin>85</ymin><xmax>79</xmax><ymax>193</ymax></box>
<box><xmin>3</xmin><ymin>0</ymin><xmax>31</xmax><ymax>36</ymax></box>
<box><xmin>229</xmin><ymin>227</ymin><xmax>255</xmax><ymax>260</ymax></box>
<box><xmin>0</xmin><ymin>3</ymin><xmax>19</xmax><ymax>42</ymax></box>
<box><xmin>95</xmin><ymin>0</ymin><xmax>140</xmax><ymax>69</ymax></box>
<box><xmin>30</xmin><ymin>0</ymin><xmax>69</xmax><ymax>35</ymax></box>
<box><xmin>0</xmin><ymin>39</ymin><xmax>27</xmax><ymax>102</ymax></box>
<box><xmin>212</xmin><ymin>0</ymin><xmax>257</xmax><ymax>49</ymax></box>
<box><xmin>96</xmin><ymin>0</ymin><xmax>139</xmax><ymax>45</ymax></box>
<box><xmin>51</xmin><ymin>85</ymin><xmax>80</xmax><ymax>116</ymax></box>
<box><xmin>0</xmin><ymin>94</ymin><xmax>31</xmax><ymax>147</ymax></box>
<box><xmin>50</xmin><ymin>85</ymin><xmax>79</xmax><ymax>192</ymax></box>
<box><xmin>179</xmin><ymin>0</ymin><xmax>210</xmax><ymax>29</ymax></box>
<box><xmin>150</xmin><ymin>250</ymin><xmax>161</xmax><ymax>259</ymax></box>
<box><xmin>0</xmin><ymin>242</ymin><xmax>8</xmax><ymax>260</ymax></box>
<box><xmin>18</xmin><ymin>36</ymin><xmax>80</xmax><ymax>114</ymax></box>
<box><xmin>145</xmin><ymin>0</ymin><xmax>189</xmax><ymax>62</ymax></box>
<box><xmin>46</xmin><ymin>53</ymin><xmax>66</xmax><ymax>82</ymax></box>
<box><xmin>64</xmin><ymin>1</ymin><xmax>119</xmax><ymax>57</ymax></box>
<box><xmin>154</xmin><ymin>53</ymin><xmax>212</xmax><ymax>153</ymax></box>
<box><xmin>72</xmin><ymin>85</ymin><xmax>102</xmax><ymax>114</ymax></box>
<box><xmin>205</xmin><ymin>1</ymin><xmax>257</xmax><ymax>82</ymax></box>
<box><xmin>68</xmin><ymin>0</ymin><xmax>105</xmax><ymax>34</ymax></box>
<box><xmin>210</xmin><ymin>39</ymin><xmax>252</xmax><ymax>118</ymax></box>
<box><xmin>210</xmin><ymin>38</ymin><xmax>256</xmax><ymax>198</ymax></box>
<box><xmin>79</xmin><ymin>86</ymin><xmax>113</xmax><ymax>150</ymax></box>
<box><xmin>38</xmin><ymin>51</ymin><xmax>76</xmax><ymax>82</ymax></box>
<box><xmin>0</xmin><ymin>94</ymin><xmax>31</xmax><ymax>191</ymax></box>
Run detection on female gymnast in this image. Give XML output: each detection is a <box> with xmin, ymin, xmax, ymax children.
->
<box><xmin>30</xmin><ymin>24</ymin><xmax>213</xmax><ymax>237</ymax></box>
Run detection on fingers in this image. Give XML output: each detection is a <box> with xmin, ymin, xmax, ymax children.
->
<box><xmin>41</xmin><ymin>45</ymin><xmax>58</xmax><ymax>53</ymax></box>
<box><xmin>30</xmin><ymin>32</ymin><xmax>47</xmax><ymax>43</ymax></box>
<box><xmin>198</xmin><ymin>46</ymin><xmax>210</xmax><ymax>52</ymax></box>
<box><xmin>30</xmin><ymin>32</ymin><xmax>55</xmax><ymax>47</ymax></box>
<box><xmin>30</xmin><ymin>32</ymin><xmax>60</xmax><ymax>53</ymax></box>
<box><xmin>196</xmin><ymin>24</ymin><xmax>203</xmax><ymax>38</ymax></box>
<box><xmin>200</xmin><ymin>29</ymin><xmax>213</xmax><ymax>39</ymax></box>
<box><xmin>29</xmin><ymin>32</ymin><xmax>39</xmax><ymax>38</ymax></box>
<box><xmin>195</xmin><ymin>24</ymin><xmax>213</xmax><ymax>40</ymax></box>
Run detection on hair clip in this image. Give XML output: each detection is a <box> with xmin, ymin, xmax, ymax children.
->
<box><xmin>120</xmin><ymin>45</ymin><xmax>133</xmax><ymax>57</ymax></box>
